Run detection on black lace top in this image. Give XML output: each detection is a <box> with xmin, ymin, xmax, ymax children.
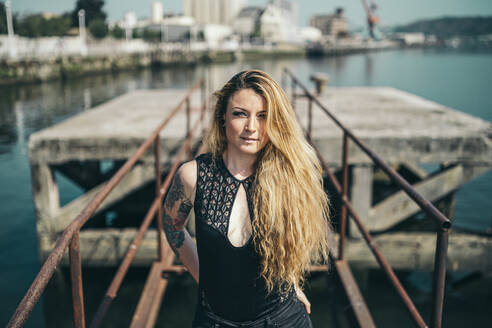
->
<box><xmin>193</xmin><ymin>152</ymin><xmax>294</xmax><ymax>321</ymax></box>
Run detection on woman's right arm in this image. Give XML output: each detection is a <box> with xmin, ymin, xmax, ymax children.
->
<box><xmin>162</xmin><ymin>160</ymin><xmax>199</xmax><ymax>283</ymax></box>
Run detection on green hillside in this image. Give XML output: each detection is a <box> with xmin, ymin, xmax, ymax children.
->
<box><xmin>394</xmin><ymin>16</ymin><xmax>492</xmax><ymax>37</ymax></box>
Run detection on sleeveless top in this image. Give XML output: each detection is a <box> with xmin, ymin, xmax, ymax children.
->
<box><xmin>193</xmin><ymin>152</ymin><xmax>295</xmax><ymax>322</ymax></box>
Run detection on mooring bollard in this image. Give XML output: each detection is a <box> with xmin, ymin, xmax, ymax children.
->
<box><xmin>310</xmin><ymin>73</ymin><xmax>330</xmax><ymax>95</ymax></box>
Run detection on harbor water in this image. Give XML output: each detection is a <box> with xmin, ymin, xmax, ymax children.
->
<box><xmin>1</xmin><ymin>48</ymin><xmax>491</xmax><ymax>327</ymax></box>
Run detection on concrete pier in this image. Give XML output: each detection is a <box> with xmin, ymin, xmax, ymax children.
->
<box><xmin>293</xmin><ymin>87</ymin><xmax>491</xmax><ymax>241</ymax></box>
<box><xmin>28</xmin><ymin>86</ymin><xmax>492</xmax><ymax>273</ymax></box>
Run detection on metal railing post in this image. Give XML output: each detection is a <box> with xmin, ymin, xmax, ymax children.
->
<box><xmin>291</xmin><ymin>79</ymin><xmax>297</xmax><ymax>112</ymax></box>
<box><xmin>308</xmin><ymin>98</ymin><xmax>313</xmax><ymax>140</ymax></box>
<box><xmin>339</xmin><ymin>132</ymin><xmax>349</xmax><ymax>260</ymax></box>
<box><xmin>186</xmin><ymin>97</ymin><xmax>191</xmax><ymax>137</ymax></box>
<box><xmin>200</xmin><ymin>79</ymin><xmax>205</xmax><ymax>111</ymax></box>
<box><xmin>154</xmin><ymin>137</ymin><xmax>164</xmax><ymax>261</ymax></box>
<box><xmin>186</xmin><ymin>97</ymin><xmax>191</xmax><ymax>159</ymax></box>
<box><xmin>200</xmin><ymin>79</ymin><xmax>206</xmax><ymax>136</ymax></box>
<box><xmin>430</xmin><ymin>228</ymin><xmax>450</xmax><ymax>328</ymax></box>
<box><xmin>281</xmin><ymin>69</ymin><xmax>287</xmax><ymax>91</ymax></box>
<box><xmin>69</xmin><ymin>231</ymin><xmax>86</xmax><ymax>328</ymax></box>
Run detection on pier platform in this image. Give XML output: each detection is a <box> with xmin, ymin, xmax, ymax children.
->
<box><xmin>28</xmin><ymin>86</ymin><xmax>492</xmax><ymax>273</ymax></box>
<box><xmin>29</xmin><ymin>89</ymin><xmax>205</xmax><ymax>164</ymax></box>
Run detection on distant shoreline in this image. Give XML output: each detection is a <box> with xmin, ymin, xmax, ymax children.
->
<box><xmin>2</xmin><ymin>38</ymin><xmax>490</xmax><ymax>86</ymax></box>
<box><xmin>0</xmin><ymin>46</ymin><xmax>308</xmax><ymax>86</ymax></box>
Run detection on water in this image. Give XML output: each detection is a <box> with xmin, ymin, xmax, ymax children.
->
<box><xmin>1</xmin><ymin>49</ymin><xmax>491</xmax><ymax>327</ymax></box>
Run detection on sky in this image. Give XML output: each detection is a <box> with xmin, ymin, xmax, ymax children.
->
<box><xmin>9</xmin><ymin>0</ymin><xmax>492</xmax><ymax>28</ymax></box>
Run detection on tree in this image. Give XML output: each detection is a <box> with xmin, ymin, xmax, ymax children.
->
<box><xmin>142</xmin><ymin>28</ymin><xmax>160</xmax><ymax>42</ymax></box>
<box><xmin>110</xmin><ymin>25</ymin><xmax>124</xmax><ymax>39</ymax></box>
<box><xmin>72</xmin><ymin>0</ymin><xmax>107</xmax><ymax>28</ymax></box>
<box><xmin>197</xmin><ymin>31</ymin><xmax>205</xmax><ymax>41</ymax></box>
<box><xmin>132</xmin><ymin>28</ymin><xmax>141</xmax><ymax>39</ymax></box>
<box><xmin>16</xmin><ymin>14</ymin><xmax>43</xmax><ymax>37</ymax></box>
<box><xmin>15</xmin><ymin>13</ymin><xmax>71</xmax><ymax>37</ymax></box>
<box><xmin>394</xmin><ymin>16</ymin><xmax>492</xmax><ymax>38</ymax></box>
<box><xmin>49</xmin><ymin>13</ymin><xmax>72</xmax><ymax>36</ymax></box>
<box><xmin>0</xmin><ymin>2</ymin><xmax>7</xmax><ymax>34</ymax></box>
<box><xmin>88</xmin><ymin>19</ymin><xmax>108</xmax><ymax>39</ymax></box>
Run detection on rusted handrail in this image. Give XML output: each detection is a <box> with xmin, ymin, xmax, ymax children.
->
<box><xmin>314</xmin><ymin>144</ymin><xmax>428</xmax><ymax>327</ymax></box>
<box><xmin>7</xmin><ymin>79</ymin><xmax>205</xmax><ymax>328</ymax></box>
<box><xmin>69</xmin><ymin>231</ymin><xmax>85</xmax><ymax>328</ymax></box>
<box><xmin>90</xmin><ymin>88</ymin><xmax>209</xmax><ymax>328</ymax></box>
<box><xmin>283</xmin><ymin>67</ymin><xmax>451</xmax><ymax>328</ymax></box>
<box><xmin>339</xmin><ymin>132</ymin><xmax>349</xmax><ymax>261</ymax></box>
<box><xmin>285</xmin><ymin>68</ymin><xmax>451</xmax><ymax>230</ymax></box>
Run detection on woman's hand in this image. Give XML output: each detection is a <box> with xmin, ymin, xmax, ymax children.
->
<box><xmin>295</xmin><ymin>286</ymin><xmax>311</xmax><ymax>314</ymax></box>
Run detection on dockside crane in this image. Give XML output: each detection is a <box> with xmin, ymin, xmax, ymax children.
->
<box><xmin>361</xmin><ymin>0</ymin><xmax>380</xmax><ymax>40</ymax></box>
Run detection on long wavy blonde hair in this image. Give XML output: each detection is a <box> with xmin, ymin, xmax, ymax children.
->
<box><xmin>206</xmin><ymin>70</ymin><xmax>331</xmax><ymax>294</ymax></box>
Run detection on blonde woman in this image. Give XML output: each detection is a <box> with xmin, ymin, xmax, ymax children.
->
<box><xmin>162</xmin><ymin>70</ymin><xmax>331</xmax><ymax>327</ymax></box>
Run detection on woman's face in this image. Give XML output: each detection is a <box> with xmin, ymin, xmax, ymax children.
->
<box><xmin>223</xmin><ymin>88</ymin><xmax>269</xmax><ymax>156</ymax></box>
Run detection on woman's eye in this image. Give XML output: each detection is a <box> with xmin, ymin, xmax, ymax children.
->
<box><xmin>232</xmin><ymin>111</ymin><xmax>246</xmax><ymax>117</ymax></box>
<box><xmin>258</xmin><ymin>114</ymin><xmax>266</xmax><ymax>119</ymax></box>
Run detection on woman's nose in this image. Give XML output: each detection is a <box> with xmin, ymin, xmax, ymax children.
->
<box><xmin>246</xmin><ymin>117</ymin><xmax>257</xmax><ymax>131</ymax></box>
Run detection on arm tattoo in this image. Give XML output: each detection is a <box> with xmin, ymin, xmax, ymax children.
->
<box><xmin>162</xmin><ymin>172</ymin><xmax>193</xmax><ymax>258</ymax></box>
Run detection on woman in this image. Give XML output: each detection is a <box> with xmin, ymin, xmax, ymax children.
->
<box><xmin>162</xmin><ymin>70</ymin><xmax>332</xmax><ymax>327</ymax></box>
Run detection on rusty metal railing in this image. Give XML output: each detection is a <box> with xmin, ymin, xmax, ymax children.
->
<box><xmin>283</xmin><ymin>67</ymin><xmax>451</xmax><ymax>328</ymax></box>
<box><xmin>8</xmin><ymin>79</ymin><xmax>208</xmax><ymax>328</ymax></box>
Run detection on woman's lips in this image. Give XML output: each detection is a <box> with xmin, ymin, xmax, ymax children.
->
<box><xmin>241</xmin><ymin>137</ymin><xmax>258</xmax><ymax>142</ymax></box>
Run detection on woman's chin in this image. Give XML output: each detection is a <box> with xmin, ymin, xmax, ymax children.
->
<box><xmin>237</xmin><ymin>144</ymin><xmax>261</xmax><ymax>155</ymax></box>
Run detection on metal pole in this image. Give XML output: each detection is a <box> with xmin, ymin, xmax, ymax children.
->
<box><xmin>201</xmin><ymin>79</ymin><xmax>206</xmax><ymax>112</ymax></box>
<box><xmin>5</xmin><ymin>0</ymin><xmax>17</xmax><ymax>59</ymax></box>
<box><xmin>430</xmin><ymin>228</ymin><xmax>450</xmax><ymax>328</ymax></box>
<box><xmin>78</xmin><ymin>9</ymin><xmax>88</xmax><ymax>56</ymax></box>
<box><xmin>339</xmin><ymin>132</ymin><xmax>349</xmax><ymax>260</ymax></box>
<box><xmin>204</xmin><ymin>67</ymin><xmax>211</xmax><ymax>136</ymax></box>
<box><xmin>291</xmin><ymin>79</ymin><xmax>296</xmax><ymax>112</ymax></box>
<box><xmin>186</xmin><ymin>97</ymin><xmax>191</xmax><ymax>136</ymax></box>
<box><xmin>154</xmin><ymin>137</ymin><xmax>163</xmax><ymax>261</ymax></box>
<box><xmin>281</xmin><ymin>69</ymin><xmax>287</xmax><ymax>90</ymax></box>
<box><xmin>308</xmin><ymin>98</ymin><xmax>313</xmax><ymax>140</ymax></box>
<box><xmin>186</xmin><ymin>97</ymin><xmax>191</xmax><ymax>159</ymax></box>
<box><xmin>200</xmin><ymin>79</ymin><xmax>206</xmax><ymax>135</ymax></box>
<box><xmin>69</xmin><ymin>232</ymin><xmax>86</xmax><ymax>328</ymax></box>
<box><xmin>125</xmin><ymin>26</ymin><xmax>131</xmax><ymax>43</ymax></box>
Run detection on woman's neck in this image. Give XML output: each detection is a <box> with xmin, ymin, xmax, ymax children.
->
<box><xmin>222</xmin><ymin>149</ymin><xmax>256</xmax><ymax>179</ymax></box>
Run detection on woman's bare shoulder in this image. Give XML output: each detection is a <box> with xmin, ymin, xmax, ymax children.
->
<box><xmin>177</xmin><ymin>159</ymin><xmax>198</xmax><ymax>203</ymax></box>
